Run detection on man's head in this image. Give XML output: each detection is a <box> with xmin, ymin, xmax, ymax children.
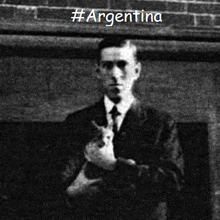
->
<box><xmin>97</xmin><ymin>38</ymin><xmax>141</xmax><ymax>103</ymax></box>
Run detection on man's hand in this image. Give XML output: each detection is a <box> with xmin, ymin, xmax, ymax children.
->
<box><xmin>84</xmin><ymin>141</ymin><xmax>117</xmax><ymax>171</ymax></box>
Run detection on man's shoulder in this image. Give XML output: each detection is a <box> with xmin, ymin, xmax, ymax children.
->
<box><xmin>64</xmin><ymin>99</ymin><xmax>174</xmax><ymax>125</ymax></box>
<box><xmin>135</xmin><ymin>100</ymin><xmax>173</xmax><ymax>123</ymax></box>
<box><xmin>64</xmin><ymin>101</ymin><xmax>103</xmax><ymax>123</ymax></box>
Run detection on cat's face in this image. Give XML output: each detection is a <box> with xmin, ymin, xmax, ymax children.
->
<box><xmin>91</xmin><ymin>121</ymin><xmax>114</xmax><ymax>148</ymax></box>
<box><xmin>98</xmin><ymin>126</ymin><xmax>114</xmax><ymax>147</ymax></box>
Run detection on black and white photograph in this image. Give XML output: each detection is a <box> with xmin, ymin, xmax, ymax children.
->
<box><xmin>0</xmin><ymin>1</ymin><xmax>219</xmax><ymax>220</ymax></box>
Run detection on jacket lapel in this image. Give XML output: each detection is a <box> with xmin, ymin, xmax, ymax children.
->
<box><xmin>92</xmin><ymin>98</ymin><xmax>148</xmax><ymax>137</ymax></box>
<box><xmin>118</xmin><ymin>99</ymin><xmax>145</xmax><ymax>135</ymax></box>
<box><xmin>92</xmin><ymin>98</ymin><xmax>108</xmax><ymax>127</ymax></box>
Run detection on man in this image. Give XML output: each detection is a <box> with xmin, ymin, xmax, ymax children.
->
<box><xmin>61</xmin><ymin>38</ymin><xmax>184</xmax><ymax>220</ymax></box>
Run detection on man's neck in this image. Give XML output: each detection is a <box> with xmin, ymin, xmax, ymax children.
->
<box><xmin>104</xmin><ymin>93</ymin><xmax>135</xmax><ymax>115</ymax></box>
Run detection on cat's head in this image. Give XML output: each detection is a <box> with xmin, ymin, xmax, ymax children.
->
<box><xmin>90</xmin><ymin>121</ymin><xmax>114</xmax><ymax>148</ymax></box>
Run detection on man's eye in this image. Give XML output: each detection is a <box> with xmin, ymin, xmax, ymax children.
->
<box><xmin>117</xmin><ymin>61</ymin><xmax>127</xmax><ymax>69</ymax></box>
<box><xmin>101</xmin><ymin>62</ymin><xmax>113</xmax><ymax>70</ymax></box>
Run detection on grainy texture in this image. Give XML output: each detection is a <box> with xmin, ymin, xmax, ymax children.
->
<box><xmin>187</xmin><ymin>3</ymin><xmax>210</xmax><ymax>14</ymax></box>
<box><xmin>0</xmin><ymin>0</ymin><xmax>219</xmax><ymax>219</ymax></box>
<box><xmin>5</xmin><ymin>0</ymin><xmax>47</xmax><ymax>6</ymax></box>
<box><xmin>167</xmin><ymin>2</ymin><xmax>186</xmax><ymax>13</ymax></box>
<box><xmin>37</xmin><ymin>8</ymin><xmax>73</xmax><ymax>20</ymax></box>
<box><xmin>214</xmin><ymin>16</ymin><xmax>220</xmax><ymax>26</ymax></box>
<box><xmin>110</xmin><ymin>0</ymin><xmax>128</xmax><ymax>10</ymax></box>
<box><xmin>0</xmin><ymin>6</ymin><xmax>14</xmax><ymax>19</ymax></box>
<box><xmin>129</xmin><ymin>1</ymin><xmax>167</xmax><ymax>11</ymax></box>
<box><xmin>0</xmin><ymin>57</ymin><xmax>216</xmax><ymax>122</ymax></box>
<box><xmin>14</xmin><ymin>6</ymin><xmax>36</xmax><ymax>21</ymax></box>
<box><xmin>0</xmin><ymin>0</ymin><xmax>220</xmax><ymax>37</ymax></box>
<box><xmin>195</xmin><ymin>15</ymin><xmax>213</xmax><ymax>27</ymax></box>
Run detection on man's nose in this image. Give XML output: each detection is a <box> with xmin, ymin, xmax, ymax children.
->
<box><xmin>111</xmin><ymin>65</ymin><xmax>122</xmax><ymax>79</ymax></box>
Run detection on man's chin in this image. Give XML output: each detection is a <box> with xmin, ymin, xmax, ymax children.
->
<box><xmin>111</xmin><ymin>87</ymin><xmax>121</xmax><ymax>94</ymax></box>
<box><xmin>107</xmin><ymin>90</ymin><xmax>122</xmax><ymax>103</ymax></box>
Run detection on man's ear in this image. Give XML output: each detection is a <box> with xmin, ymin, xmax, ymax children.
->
<box><xmin>135</xmin><ymin>62</ymin><xmax>141</xmax><ymax>79</ymax></box>
<box><xmin>96</xmin><ymin>67</ymin><xmax>102</xmax><ymax>79</ymax></box>
<box><xmin>96</xmin><ymin>67</ymin><xmax>100</xmax><ymax>73</ymax></box>
<box><xmin>93</xmin><ymin>64</ymin><xmax>101</xmax><ymax>79</ymax></box>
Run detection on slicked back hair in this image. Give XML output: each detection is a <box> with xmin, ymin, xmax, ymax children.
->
<box><xmin>97</xmin><ymin>37</ymin><xmax>138</xmax><ymax>64</ymax></box>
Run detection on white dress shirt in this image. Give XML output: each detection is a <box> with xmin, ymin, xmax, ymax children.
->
<box><xmin>104</xmin><ymin>95</ymin><xmax>135</xmax><ymax>131</ymax></box>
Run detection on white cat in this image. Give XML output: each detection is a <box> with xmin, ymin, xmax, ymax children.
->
<box><xmin>66</xmin><ymin>121</ymin><xmax>114</xmax><ymax>197</ymax></box>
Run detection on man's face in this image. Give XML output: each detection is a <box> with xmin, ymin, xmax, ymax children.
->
<box><xmin>98</xmin><ymin>46</ymin><xmax>141</xmax><ymax>102</ymax></box>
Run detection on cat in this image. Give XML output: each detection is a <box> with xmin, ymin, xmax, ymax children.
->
<box><xmin>66</xmin><ymin>121</ymin><xmax>114</xmax><ymax>198</ymax></box>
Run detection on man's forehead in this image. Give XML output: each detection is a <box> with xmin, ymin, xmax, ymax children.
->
<box><xmin>100</xmin><ymin>46</ymin><xmax>135</xmax><ymax>61</ymax></box>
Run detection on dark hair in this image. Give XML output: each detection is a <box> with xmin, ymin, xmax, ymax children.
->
<box><xmin>97</xmin><ymin>37</ymin><xmax>138</xmax><ymax>63</ymax></box>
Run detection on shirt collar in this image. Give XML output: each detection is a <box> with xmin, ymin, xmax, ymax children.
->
<box><xmin>104</xmin><ymin>95</ymin><xmax>135</xmax><ymax>116</ymax></box>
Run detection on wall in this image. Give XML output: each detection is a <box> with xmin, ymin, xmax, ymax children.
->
<box><xmin>0</xmin><ymin>0</ymin><xmax>220</xmax><ymax>38</ymax></box>
<box><xmin>0</xmin><ymin>56</ymin><xmax>217</xmax><ymax>122</ymax></box>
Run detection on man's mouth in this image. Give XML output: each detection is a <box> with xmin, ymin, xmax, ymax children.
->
<box><xmin>110</xmin><ymin>84</ymin><xmax>122</xmax><ymax>87</ymax></box>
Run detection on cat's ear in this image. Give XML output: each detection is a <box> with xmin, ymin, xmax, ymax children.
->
<box><xmin>107</xmin><ymin>122</ymin><xmax>113</xmax><ymax>131</ymax></box>
<box><xmin>91</xmin><ymin>120</ymin><xmax>102</xmax><ymax>131</ymax></box>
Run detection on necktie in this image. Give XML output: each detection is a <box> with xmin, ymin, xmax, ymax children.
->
<box><xmin>110</xmin><ymin>105</ymin><xmax>120</xmax><ymax>134</ymax></box>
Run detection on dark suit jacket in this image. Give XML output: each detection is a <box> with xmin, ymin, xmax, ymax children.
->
<box><xmin>61</xmin><ymin>98</ymin><xmax>184</xmax><ymax>220</ymax></box>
